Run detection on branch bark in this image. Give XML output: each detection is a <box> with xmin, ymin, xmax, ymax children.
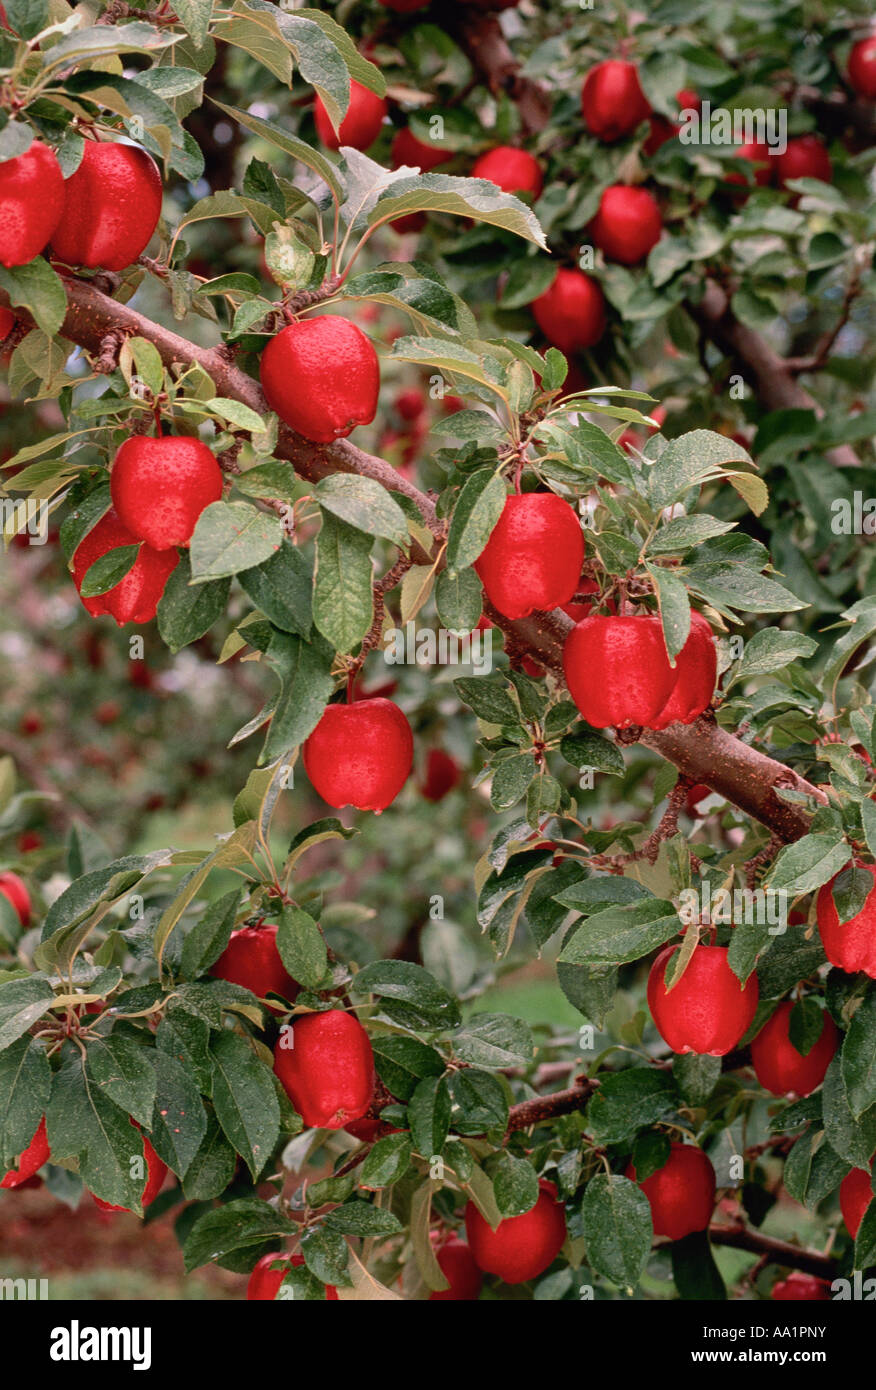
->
<box><xmin>687</xmin><ymin>279</ymin><xmax>861</xmax><ymax>469</ymax></box>
<box><xmin>707</xmin><ymin>1222</ymin><xmax>835</xmax><ymax>1280</ymax></box>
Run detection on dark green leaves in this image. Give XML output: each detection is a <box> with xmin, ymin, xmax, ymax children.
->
<box><xmin>313</xmin><ymin>512</ymin><xmax>373</xmax><ymax>652</ymax></box>
<box><xmin>210</xmin><ymin>1032</ymin><xmax>280</xmax><ymax>1178</ymax></box>
<box><xmin>581</xmin><ymin>1174</ymin><xmax>651</xmax><ymax>1288</ymax></box>
<box><xmin>351</xmin><ymin>961</ymin><xmax>460</xmax><ymax>1030</ymax></box>
<box><xmin>276</xmin><ymin>905</ymin><xmax>327</xmax><ymax>991</ymax></box>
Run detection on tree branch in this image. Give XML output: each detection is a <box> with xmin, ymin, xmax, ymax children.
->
<box><xmin>446</xmin><ymin>7</ymin><xmax>552</xmax><ymax>137</ymax></box>
<box><xmin>688</xmin><ymin>280</ymin><xmax>861</xmax><ymax>469</ymax></box>
<box><xmin>1</xmin><ymin>274</ymin><xmax>826</xmax><ymax>843</ymax></box>
<box><xmin>506</xmin><ymin>1074</ymin><xmax>598</xmax><ymax>1134</ymax></box>
<box><xmin>707</xmin><ymin>1222</ymin><xmax>835</xmax><ymax>1280</ymax></box>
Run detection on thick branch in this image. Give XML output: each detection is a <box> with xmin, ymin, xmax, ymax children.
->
<box><xmin>708</xmin><ymin>1223</ymin><xmax>835</xmax><ymax>1280</ymax></box>
<box><xmin>447</xmin><ymin>8</ymin><xmax>552</xmax><ymax>136</ymax></box>
<box><xmin>1</xmin><ymin>275</ymin><xmax>825</xmax><ymax>843</ymax></box>
<box><xmin>506</xmin><ymin>1074</ymin><xmax>598</xmax><ymax>1134</ymax></box>
<box><xmin>689</xmin><ymin>280</ymin><xmax>861</xmax><ymax>469</ymax></box>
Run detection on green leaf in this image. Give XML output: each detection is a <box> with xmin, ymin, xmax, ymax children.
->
<box><xmin>373</xmin><ymin>173</ymin><xmax>548</xmax><ymax>249</ymax></box>
<box><xmin>490</xmin><ymin>753</ymin><xmax>536</xmax><ymax>811</ymax></box>
<box><xmin>671</xmin><ymin>1231</ymin><xmax>726</xmax><ymax>1300</ymax></box>
<box><xmin>181</xmin><ymin>1113</ymin><xmax>238</xmax><ymax>1201</ymax></box>
<box><xmin>445</xmin><ymin>1068</ymin><xmax>508</xmax><ymax>1136</ymax></box>
<box><xmin>492</xmin><ymin>1153</ymin><xmax>539</xmax><ymax>1217</ymax></box>
<box><xmin>183</xmin><ymin>1198</ymin><xmax>295</xmax><ymax>1273</ymax></box>
<box><xmin>685</xmin><ymin>562</ymin><xmax>807</xmax><ymax>615</ymax></box>
<box><xmin>0</xmin><ymin>258</ymin><xmax>67</xmax><ymax>338</ymax></box>
<box><xmin>435</xmin><ymin>567</ymin><xmax>482</xmax><ymax>633</ymax></box>
<box><xmin>407</xmin><ymin>1074</ymin><xmax>451</xmax><ymax>1157</ymax></box>
<box><xmin>764</xmin><ymin>834</ymin><xmax>851</xmax><ymax>897</ymax></box>
<box><xmin>446</xmin><ymin>469</ymin><xmax>506</xmax><ymax>573</ymax></box>
<box><xmin>261</xmin><ymin>629</ymin><xmax>334</xmax><ymax>763</ymax></box>
<box><xmin>371</xmin><ymin>1035</ymin><xmax>445</xmax><ymax>1103</ymax></box>
<box><xmin>149</xmin><ymin>1050</ymin><xmax>208</xmax><ymax>1179</ymax></box>
<box><xmin>831</xmin><ymin>865</ymin><xmax>873</xmax><ymax>926</ymax></box>
<box><xmin>842</xmin><ymin>993</ymin><xmax>876</xmax><ymax>1120</ymax></box>
<box><xmin>581</xmin><ymin>1173</ymin><xmax>651</xmax><ymax>1288</ymax></box>
<box><xmin>586</xmin><ymin>1069</ymin><xmax>678</xmax><ymax>1144</ymax></box>
<box><xmin>0</xmin><ymin>977</ymin><xmax>54</xmax><ymax>1052</ymax></box>
<box><xmin>276</xmin><ymin>906</ymin><xmax>327</xmax><ymax>991</ymax></box>
<box><xmin>190</xmin><ymin>501</ymin><xmax>284</xmax><ymax>581</ymax></box>
<box><xmin>454</xmin><ymin>674</ymin><xmax>519</xmax><ymax>726</ymax></box>
<box><xmin>646</xmin><ymin>563</ymin><xmax>690</xmax><ymax>661</ymax></box>
<box><xmin>180</xmin><ymin>888</ymin><xmax>241</xmax><ymax>980</ymax></box>
<box><xmin>313</xmin><ymin>512</ymin><xmax>373</xmax><ymax>653</ymax></box>
<box><xmin>727</xmin><ymin>628</ymin><xmax>818</xmax><ymax>686</ymax></box>
<box><xmin>351</xmin><ymin>961</ymin><xmax>461</xmax><ymax>1030</ymax></box>
<box><xmin>46</xmin><ymin>1054</ymin><xmax>151</xmax><ymax>1215</ymax></box>
<box><xmin>360</xmin><ymin>1133</ymin><xmax>413</xmax><ymax>1189</ymax></box>
<box><xmin>210</xmin><ymin>1032</ymin><xmax>280</xmax><ymax>1179</ymax></box>
<box><xmin>673</xmin><ymin>1052</ymin><xmax>722</xmax><ymax>1107</ymax></box>
<box><xmin>85</xmin><ymin>1034</ymin><xmax>157</xmax><ymax>1131</ymax></box>
<box><xmin>205</xmin><ymin>396</ymin><xmax>268</xmax><ymax>435</ymax></box>
<box><xmin>239</xmin><ymin>542</ymin><xmax>313</xmax><ymax>638</ymax></box>
<box><xmin>0</xmin><ymin>1038</ymin><xmax>51</xmax><ymax>1169</ymax></box>
<box><xmin>211</xmin><ymin>99</ymin><xmax>343</xmax><ymax>199</ymax></box>
<box><xmin>558</xmin><ymin>900</ymin><xmax>681</xmax><ymax>967</ymax></box>
<box><xmin>647</xmin><ymin>515</ymin><xmax>735</xmax><ymax>555</ymax></box>
<box><xmin>316</xmin><ymin>474</ymin><xmax>408</xmax><ymax>547</ymax></box>
<box><xmin>559</xmin><ymin>731</ymin><xmax>625</xmax><ymax>777</ymax></box>
<box><xmin>452</xmin><ymin>1014</ymin><xmax>534</xmax><ymax>1069</ymax></box>
<box><xmin>157</xmin><ymin>552</ymin><xmax>229</xmax><ymax>652</ymax></box>
<box><xmin>323</xmin><ymin>1201</ymin><xmax>402</xmax><ymax>1238</ymax></box>
<box><xmin>79</xmin><ymin>543</ymin><xmax>140</xmax><ymax>598</ymax></box>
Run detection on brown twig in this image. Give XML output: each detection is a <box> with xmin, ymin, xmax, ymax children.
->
<box><xmin>707</xmin><ymin>1222</ymin><xmax>835</xmax><ymax>1280</ymax></box>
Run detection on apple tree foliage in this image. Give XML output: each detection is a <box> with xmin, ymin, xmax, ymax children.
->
<box><xmin>0</xmin><ymin>0</ymin><xmax>875</xmax><ymax>1301</ymax></box>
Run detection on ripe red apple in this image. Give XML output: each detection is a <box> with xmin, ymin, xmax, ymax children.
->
<box><xmin>685</xmin><ymin>783</ymin><xmax>712</xmax><ymax>818</ymax></box>
<box><xmin>580</xmin><ymin>60</ymin><xmax>650</xmax><ymax>142</ymax></box>
<box><xmin>0</xmin><ymin>142</ymin><xmax>65</xmax><ymax>268</ymax></box>
<box><xmin>260</xmin><ymin>316</ymin><xmax>379</xmax><ymax>444</ymax></box>
<box><xmin>642</xmin><ymin>88</ymin><xmax>702</xmax><ymax>156</ymax></box>
<box><xmin>726</xmin><ymin>141</ymin><xmax>772</xmax><ymax>189</ymax></box>
<box><xmin>273</xmin><ymin>1010</ymin><xmax>375</xmax><ymax>1129</ymax></box>
<box><xmin>51</xmin><ymin>141</ymin><xmax>163</xmax><ymax>272</ymax></box>
<box><xmin>816</xmin><ymin>864</ymin><xmax>876</xmax><ymax>978</ymax></box>
<box><xmin>72</xmin><ymin>509</ymin><xmax>178</xmax><ymax>626</ymax></box>
<box><xmin>0</xmin><ymin>870</ymin><xmax>31</xmax><ymax>926</ymax></box>
<box><xmin>391</xmin><ymin>127</ymin><xmax>449</xmax><ymax>173</ymax></box>
<box><xmin>775</xmin><ymin>135</ymin><xmax>832</xmax><ymax>188</ymax></box>
<box><xmin>840</xmin><ymin>1161</ymin><xmax>874</xmax><ymax>1239</ymax></box>
<box><xmin>750</xmin><ymin>1000</ymin><xmax>838</xmax><ymax>1098</ymax></box>
<box><xmin>474</xmin><ymin>492</ymin><xmax>585</xmax><ymax>621</ymax></box>
<box><xmin>0</xmin><ymin>1117</ymin><xmax>50</xmax><ymax>1188</ymax></box>
<box><xmin>110</xmin><ymin>436</ymin><xmax>223</xmax><ymax>550</ymax></box>
<box><xmin>303</xmin><ymin>698</ymin><xmax>413</xmax><ymax>812</ymax></box>
<box><xmin>626</xmin><ymin>1142</ymin><xmax>716</xmax><ymax>1240</ymax></box>
<box><xmin>395</xmin><ymin>387</ymin><xmax>427</xmax><ymax>422</ymax></box>
<box><xmin>530</xmin><ymin>266</ymin><xmax>606</xmax><ymax>354</ymax></box>
<box><xmin>93</xmin><ymin>1125</ymin><xmax>167</xmax><ymax>1212</ymax></box>
<box><xmin>420</xmin><ymin>748</ymin><xmax>461</xmax><ymax>802</ymax></box>
<box><xmin>648</xmin><ymin>940</ymin><xmax>759</xmax><ymax>1055</ymax></box>
<box><xmin>465</xmin><ymin>1179</ymin><xmax>566</xmax><ymax>1284</ymax></box>
<box><xmin>247</xmin><ymin>1251</ymin><xmax>338</xmax><ymax>1299</ymax></box>
<box><xmin>589</xmin><ymin>185</ymin><xmax>662</xmax><ymax>265</ymax></box>
<box><xmin>429</xmin><ymin>1233</ymin><xmax>483</xmax><ymax>1300</ymax></box>
<box><xmin>210</xmin><ymin>923</ymin><xmax>299</xmax><ymax>1008</ymax></box>
<box><xmin>563</xmin><ymin>614</ymin><xmax>677</xmax><ymax>728</ymax></box>
<box><xmin>471</xmin><ymin>146</ymin><xmax>543</xmax><ymax>199</ymax></box>
<box><xmin>771</xmin><ymin>1272</ymin><xmax>832</xmax><ymax>1301</ymax></box>
<box><xmin>649</xmin><ymin>611</ymin><xmax>717</xmax><ymax>729</ymax></box>
<box><xmin>314</xmin><ymin>81</ymin><xmax>387</xmax><ymax>151</ymax></box>
<box><xmin>848</xmin><ymin>37</ymin><xmax>876</xmax><ymax>98</ymax></box>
